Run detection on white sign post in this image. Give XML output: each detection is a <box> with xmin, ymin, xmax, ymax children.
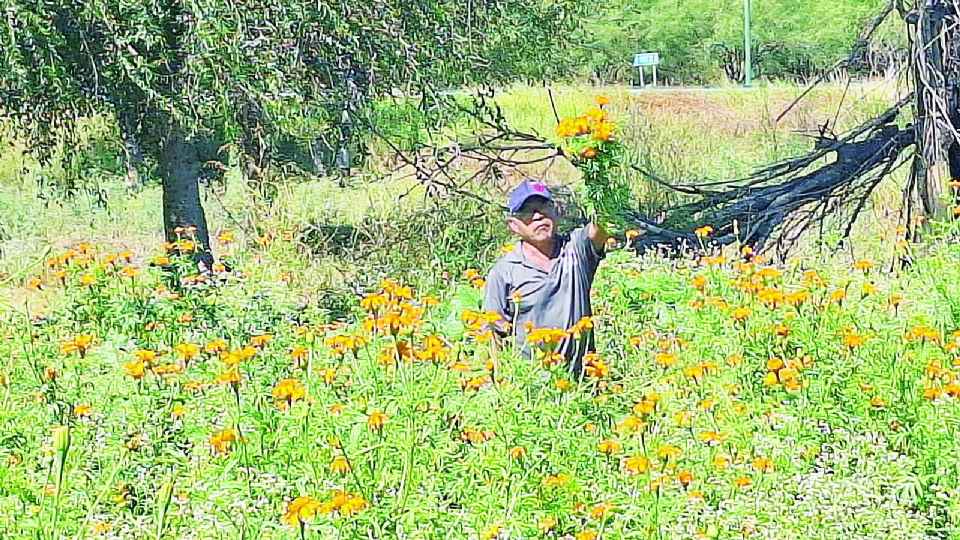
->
<box><xmin>633</xmin><ymin>52</ymin><xmax>660</xmax><ymax>87</ymax></box>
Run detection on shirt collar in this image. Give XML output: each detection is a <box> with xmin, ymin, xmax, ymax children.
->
<box><xmin>505</xmin><ymin>234</ymin><xmax>569</xmax><ymax>267</ymax></box>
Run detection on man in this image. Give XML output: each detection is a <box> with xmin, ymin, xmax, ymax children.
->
<box><xmin>482</xmin><ymin>179</ymin><xmax>609</xmax><ymax>374</ymax></box>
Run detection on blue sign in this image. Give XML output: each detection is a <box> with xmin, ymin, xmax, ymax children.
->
<box><xmin>633</xmin><ymin>53</ymin><xmax>660</xmax><ymax>67</ymax></box>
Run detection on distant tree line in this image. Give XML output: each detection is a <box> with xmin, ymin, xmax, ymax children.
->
<box><xmin>571</xmin><ymin>0</ymin><xmax>907</xmax><ymax>85</ymax></box>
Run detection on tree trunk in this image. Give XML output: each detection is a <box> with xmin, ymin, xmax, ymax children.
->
<box><xmin>911</xmin><ymin>0</ymin><xmax>958</xmax><ymax>218</ymax></box>
<box><xmin>160</xmin><ymin>123</ymin><xmax>214</xmax><ymax>270</ymax></box>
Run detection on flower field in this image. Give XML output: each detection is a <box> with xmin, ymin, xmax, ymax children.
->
<box><xmin>4</xmin><ymin>221</ymin><xmax>960</xmax><ymax>540</ymax></box>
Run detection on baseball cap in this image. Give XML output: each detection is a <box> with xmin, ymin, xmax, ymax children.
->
<box><xmin>507</xmin><ymin>180</ymin><xmax>553</xmax><ymax>213</ymax></box>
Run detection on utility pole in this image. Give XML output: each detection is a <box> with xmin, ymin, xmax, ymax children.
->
<box><xmin>744</xmin><ymin>0</ymin><xmax>752</xmax><ymax>87</ymax></box>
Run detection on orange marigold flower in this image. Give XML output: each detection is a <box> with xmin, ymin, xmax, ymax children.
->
<box><xmin>656</xmin><ymin>444</ymin><xmax>681</xmax><ymax>460</ymax></box>
<box><xmin>209</xmin><ymin>428</ymin><xmax>236</xmax><ymax>455</ymax></box>
<box><xmin>592</xmin><ymin>121</ymin><xmax>613</xmax><ymax>141</ymax></box>
<box><xmin>73</xmin><ymin>404</ymin><xmax>94</xmax><ymax>418</ymax></box>
<box><xmin>281</xmin><ymin>495</ymin><xmax>320</xmax><ymax>527</ymax></box>
<box><xmin>366</xmin><ymin>411</ymin><xmax>388</xmax><ymax>431</ymax></box>
<box><xmin>699</xmin><ymin>431</ymin><xmax>728</xmax><ymax>446</ymax></box>
<box><xmin>654</xmin><ymin>352</ymin><xmax>677</xmax><ymax>368</ymax></box>
<box><xmin>622</xmin><ymin>455</ymin><xmax>649</xmax><ymax>475</ymax></box>
<box><xmin>733</xmin><ymin>476</ymin><xmax>752</xmax><ymax>488</ymax></box>
<box><xmin>250</xmin><ymin>334</ymin><xmax>271</xmax><ymax>347</ymax></box>
<box><xmin>176</xmin><ymin>344</ymin><xmax>199</xmax><ymax>359</ymax></box>
<box><xmin>204</xmin><ymin>339</ymin><xmax>228</xmax><ymax>354</ymax></box>
<box><xmin>597</xmin><ymin>439</ymin><xmax>621</xmax><ymax>454</ymax></box>
<box><xmin>329</xmin><ymin>457</ymin><xmax>350</xmax><ymax>475</ymax></box>
<box><xmin>214</xmin><ymin>370</ymin><xmax>242</xmax><ymax>386</ymax></box>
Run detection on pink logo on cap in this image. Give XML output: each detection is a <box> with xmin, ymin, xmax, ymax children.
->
<box><xmin>531</xmin><ymin>182</ymin><xmax>545</xmax><ymax>192</ymax></box>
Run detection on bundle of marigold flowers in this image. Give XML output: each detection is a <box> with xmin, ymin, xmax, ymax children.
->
<box><xmin>554</xmin><ymin>95</ymin><xmax>632</xmax><ymax>233</ymax></box>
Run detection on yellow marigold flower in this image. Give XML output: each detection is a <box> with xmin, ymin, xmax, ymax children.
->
<box><xmin>733</xmin><ymin>476</ymin><xmax>752</xmax><ymax>488</ymax></box>
<box><xmin>542</xmin><ymin>473</ymin><xmax>571</xmax><ymax>487</ymax></box>
<box><xmin>73</xmin><ymin>404</ymin><xmax>94</xmax><ymax>418</ymax></box>
<box><xmin>731</xmin><ymin>307</ymin><xmax>750</xmax><ymax>322</ymax></box>
<box><xmin>209</xmin><ymin>428</ymin><xmax>236</xmax><ymax>455</ymax></box>
<box><xmin>366</xmin><ymin>411</ymin><xmax>388</xmax><ymax>431</ymax></box>
<box><xmin>699</xmin><ymin>431</ymin><xmax>728</xmax><ymax>446</ymax></box>
<box><xmin>576</xmin><ymin>529</ymin><xmax>597</xmax><ymax>540</ymax></box>
<box><xmin>538</xmin><ymin>516</ymin><xmax>558</xmax><ymax>532</ymax></box>
<box><xmin>214</xmin><ymin>370</ymin><xmax>242</xmax><ymax>386</ymax></box>
<box><xmin>654</xmin><ymin>352</ymin><xmax>676</xmax><ymax>367</ymax></box>
<box><xmin>597</xmin><ymin>439</ymin><xmax>621</xmax><ymax>454</ymax></box>
<box><xmin>622</xmin><ymin>455</ymin><xmax>649</xmax><ymax>475</ymax></box>
<box><xmin>592</xmin><ymin>121</ymin><xmax>613</xmax><ymax>141</ymax></box>
<box><xmin>133</xmin><ymin>350</ymin><xmax>155</xmax><ymax>365</ymax></box>
<box><xmin>204</xmin><ymin>339</ymin><xmax>228</xmax><ymax>354</ymax></box>
<box><xmin>176</xmin><ymin>344</ymin><xmax>199</xmax><ymax>359</ymax></box>
<box><xmin>250</xmin><ymin>334</ymin><xmax>271</xmax><ymax>347</ymax></box>
<box><xmin>594</xmin><ymin>95</ymin><xmax>609</xmax><ymax>107</ymax></box>
<box><xmin>281</xmin><ymin>496</ymin><xmax>320</xmax><ymax>528</ymax></box>
<box><xmin>329</xmin><ymin>457</ymin><xmax>350</xmax><ymax>475</ymax></box>
<box><xmin>656</xmin><ymin>444</ymin><xmax>681</xmax><ymax>460</ymax></box>
<box><xmin>750</xmin><ymin>457</ymin><xmax>774</xmax><ymax>472</ymax></box>
<box><xmin>508</xmin><ymin>446</ymin><xmax>526</xmax><ymax>459</ymax></box>
<box><xmin>589</xmin><ymin>502</ymin><xmax>613</xmax><ymax>519</ymax></box>
<box><xmin>272</xmin><ymin>379</ymin><xmax>306</xmax><ymax>402</ymax></box>
<box><xmin>694</xmin><ymin>225</ymin><xmax>713</xmax><ymax>237</ymax></box>
<box><xmin>842</xmin><ymin>332</ymin><xmax>866</xmax><ymax>349</ymax></box>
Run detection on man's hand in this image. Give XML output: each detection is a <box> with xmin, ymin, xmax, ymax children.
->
<box><xmin>587</xmin><ymin>220</ymin><xmax>610</xmax><ymax>253</ymax></box>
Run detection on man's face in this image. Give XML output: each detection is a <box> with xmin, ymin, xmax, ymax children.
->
<box><xmin>507</xmin><ymin>196</ymin><xmax>558</xmax><ymax>244</ymax></box>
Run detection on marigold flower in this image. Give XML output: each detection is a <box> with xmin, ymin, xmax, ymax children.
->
<box><xmin>592</xmin><ymin>121</ymin><xmax>613</xmax><ymax>141</ymax></box>
<box><xmin>542</xmin><ymin>473</ymin><xmax>571</xmax><ymax>487</ymax></box>
<box><xmin>329</xmin><ymin>457</ymin><xmax>350</xmax><ymax>475</ymax></box>
<box><xmin>576</xmin><ymin>529</ymin><xmax>597</xmax><ymax>540</ymax></box>
<box><xmin>731</xmin><ymin>307</ymin><xmax>750</xmax><ymax>322</ymax></box>
<box><xmin>214</xmin><ymin>370</ymin><xmax>242</xmax><ymax>386</ymax></box>
<box><xmin>622</xmin><ymin>455</ymin><xmax>649</xmax><ymax>475</ymax></box>
<box><xmin>250</xmin><ymin>334</ymin><xmax>271</xmax><ymax>347</ymax></box>
<box><xmin>209</xmin><ymin>428</ymin><xmax>236</xmax><ymax>455</ymax></box>
<box><xmin>842</xmin><ymin>332</ymin><xmax>866</xmax><ymax>349</ymax></box>
<box><xmin>698</xmin><ymin>431</ymin><xmax>728</xmax><ymax>446</ymax></box>
<box><xmin>176</xmin><ymin>344</ymin><xmax>199</xmax><ymax>359</ymax></box>
<box><xmin>73</xmin><ymin>404</ymin><xmax>93</xmax><ymax>417</ymax></box>
<box><xmin>538</xmin><ymin>516</ymin><xmax>558</xmax><ymax>532</ymax></box>
<box><xmin>366</xmin><ymin>411</ymin><xmax>388</xmax><ymax>431</ymax></box>
<box><xmin>272</xmin><ymin>379</ymin><xmax>306</xmax><ymax>402</ymax></box>
<box><xmin>589</xmin><ymin>502</ymin><xmax>613</xmax><ymax>519</ymax></box>
<box><xmin>597</xmin><ymin>439</ymin><xmax>621</xmax><ymax>454</ymax></box>
<box><xmin>508</xmin><ymin>446</ymin><xmax>526</xmax><ymax>459</ymax></box>
<box><xmin>656</xmin><ymin>445</ymin><xmax>681</xmax><ymax>460</ymax></box>
<box><xmin>694</xmin><ymin>225</ymin><xmax>713</xmax><ymax>238</ymax></box>
<box><xmin>204</xmin><ymin>339</ymin><xmax>228</xmax><ymax>354</ymax></box>
<box><xmin>733</xmin><ymin>476</ymin><xmax>752</xmax><ymax>488</ymax></box>
<box><xmin>281</xmin><ymin>496</ymin><xmax>320</xmax><ymax>528</ymax></box>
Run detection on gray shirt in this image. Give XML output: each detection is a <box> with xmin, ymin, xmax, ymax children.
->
<box><xmin>482</xmin><ymin>226</ymin><xmax>603</xmax><ymax>372</ymax></box>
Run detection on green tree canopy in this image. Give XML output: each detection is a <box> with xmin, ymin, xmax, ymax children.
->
<box><xmin>0</xmin><ymin>0</ymin><xmax>581</xmax><ymax>261</ymax></box>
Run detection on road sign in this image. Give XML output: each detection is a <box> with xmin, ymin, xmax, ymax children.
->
<box><xmin>633</xmin><ymin>53</ymin><xmax>660</xmax><ymax>67</ymax></box>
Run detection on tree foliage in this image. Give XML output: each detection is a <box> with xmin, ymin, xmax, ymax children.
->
<box><xmin>578</xmin><ymin>0</ymin><xmax>906</xmax><ymax>84</ymax></box>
